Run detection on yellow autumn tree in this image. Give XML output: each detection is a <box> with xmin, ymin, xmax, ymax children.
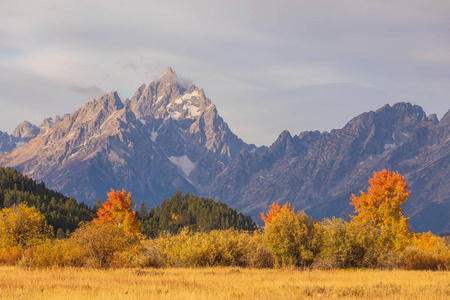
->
<box><xmin>0</xmin><ymin>203</ymin><xmax>53</xmax><ymax>249</ymax></box>
<box><xmin>262</xmin><ymin>202</ymin><xmax>321</xmax><ymax>267</ymax></box>
<box><xmin>94</xmin><ymin>189</ymin><xmax>141</xmax><ymax>234</ymax></box>
<box><xmin>68</xmin><ymin>221</ymin><xmax>142</xmax><ymax>268</ymax></box>
<box><xmin>350</xmin><ymin>169</ymin><xmax>411</xmax><ymax>250</ymax></box>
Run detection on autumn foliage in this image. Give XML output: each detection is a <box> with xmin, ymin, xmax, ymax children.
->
<box><xmin>94</xmin><ymin>189</ymin><xmax>141</xmax><ymax>234</ymax></box>
<box><xmin>350</xmin><ymin>169</ymin><xmax>411</xmax><ymax>250</ymax></box>
<box><xmin>0</xmin><ymin>172</ymin><xmax>448</xmax><ymax>270</ymax></box>
<box><xmin>0</xmin><ymin>203</ymin><xmax>53</xmax><ymax>249</ymax></box>
<box><xmin>0</xmin><ymin>203</ymin><xmax>54</xmax><ymax>265</ymax></box>
<box><xmin>261</xmin><ymin>202</ymin><xmax>293</xmax><ymax>226</ymax></box>
<box><xmin>261</xmin><ymin>202</ymin><xmax>322</xmax><ymax>267</ymax></box>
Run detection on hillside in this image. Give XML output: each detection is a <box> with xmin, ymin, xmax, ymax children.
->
<box><xmin>0</xmin><ymin>167</ymin><xmax>95</xmax><ymax>235</ymax></box>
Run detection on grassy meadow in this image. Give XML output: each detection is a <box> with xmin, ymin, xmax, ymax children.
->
<box><xmin>0</xmin><ymin>266</ymin><xmax>448</xmax><ymax>299</ymax></box>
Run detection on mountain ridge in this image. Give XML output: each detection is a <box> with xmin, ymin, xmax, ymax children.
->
<box><xmin>0</xmin><ymin>68</ymin><xmax>448</xmax><ymax>234</ymax></box>
<box><xmin>0</xmin><ymin>68</ymin><xmax>254</xmax><ymax>208</ymax></box>
<box><xmin>206</xmin><ymin>102</ymin><xmax>449</xmax><ymax>233</ymax></box>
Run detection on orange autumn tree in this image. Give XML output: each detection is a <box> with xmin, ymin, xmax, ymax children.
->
<box><xmin>94</xmin><ymin>188</ymin><xmax>141</xmax><ymax>234</ymax></box>
<box><xmin>350</xmin><ymin>169</ymin><xmax>411</xmax><ymax>250</ymax></box>
<box><xmin>261</xmin><ymin>202</ymin><xmax>292</xmax><ymax>226</ymax></box>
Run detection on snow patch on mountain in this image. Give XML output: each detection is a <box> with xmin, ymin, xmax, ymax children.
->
<box><xmin>14</xmin><ymin>141</ymin><xmax>25</xmax><ymax>148</ymax></box>
<box><xmin>150</xmin><ymin>127</ymin><xmax>158</xmax><ymax>142</ymax></box>
<box><xmin>168</xmin><ymin>155</ymin><xmax>195</xmax><ymax>176</ymax></box>
<box><xmin>384</xmin><ymin>143</ymin><xmax>396</xmax><ymax>150</ymax></box>
<box><xmin>384</xmin><ymin>132</ymin><xmax>396</xmax><ymax>150</ymax></box>
<box><xmin>175</xmin><ymin>90</ymin><xmax>200</xmax><ymax>104</ymax></box>
<box><xmin>165</xmin><ymin>91</ymin><xmax>202</xmax><ymax>119</ymax></box>
<box><xmin>185</xmin><ymin>103</ymin><xmax>200</xmax><ymax>117</ymax></box>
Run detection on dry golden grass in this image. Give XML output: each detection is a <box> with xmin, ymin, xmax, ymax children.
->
<box><xmin>0</xmin><ymin>266</ymin><xmax>448</xmax><ymax>299</ymax></box>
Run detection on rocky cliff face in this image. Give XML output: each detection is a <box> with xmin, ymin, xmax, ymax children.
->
<box><xmin>206</xmin><ymin>103</ymin><xmax>450</xmax><ymax>233</ymax></box>
<box><xmin>0</xmin><ymin>69</ymin><xmax>448</xmax><ymax>233</ymax></box>
<box><xmin>0</xmin><ymin>121</ymin><xmax>41</xmax><ymax>156</ymax></box>
<box><xmin>0</xmin><ymin>131</ymin><xmax>15</xmax><ymax>157</ymax></box>
<box><xmin>125</xmin><ymin>67</ymin><xmax>254</xmax><ymax>188</ymax></box>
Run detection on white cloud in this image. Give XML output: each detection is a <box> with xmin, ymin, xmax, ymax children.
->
<box><xmin>71</xmin><ymin>85</ymin><xmax>105</xmax><ymax>99</ymax></box>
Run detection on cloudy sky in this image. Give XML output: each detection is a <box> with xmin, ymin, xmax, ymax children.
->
<box><xmin>1</xmin><ymin>0</ymin><xmax>449</xmax><ymax>146</ymax></box>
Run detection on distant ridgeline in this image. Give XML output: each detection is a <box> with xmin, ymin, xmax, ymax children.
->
<box><xmin>0</xmin><ymin>167</ymin><xmax>95</xmax><ymax>236</ymax></box>
<box><xmin>139</xmin><ymin>191</ymin><xmax>257</xmax><ymax>237</ymax></box>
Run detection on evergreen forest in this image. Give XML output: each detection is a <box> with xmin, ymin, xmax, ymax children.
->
<box><xmin>0</xmin><ymin>167</ymin><xmax>95</xmax><ymax>237</ymax></box>
<box><xmin>138</xmin><ymin>191</ymin><xmax>256</xmax><ymax>237</ymax></box>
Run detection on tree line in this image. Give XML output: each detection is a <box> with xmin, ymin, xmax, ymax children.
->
<box><xmin>0</xmin><ymin>168</ymin><xmax>448</xmax><ymax>270</ymax></box>
<box><xmin>0</xmin><ymin>167</ymin><xmax>255</xmax><ymax>237</ymax></box>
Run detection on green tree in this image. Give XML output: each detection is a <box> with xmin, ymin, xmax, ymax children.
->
<box><xmin>56</xmin><ymin>228</ymin><xmax>66</xmax><ymax>239</ymax></box>
<box><xmin>138</xmin><ymin>202</ymin><xmax>148</xmax><ymax>220</ymax></box>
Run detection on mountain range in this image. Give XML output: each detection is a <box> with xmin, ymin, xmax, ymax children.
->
<box><xmin>0</xmin><ymin>68</ymin><xmax>448</xmax><ymax>234</ymax></box>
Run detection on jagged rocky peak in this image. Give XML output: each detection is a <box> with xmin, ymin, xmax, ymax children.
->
<box><xmin>273</xmin><ymin>130</ymin><xmax>293</xmax><ymax>145</ymax></box>
<box><xmin>297</xmin><ymin>130</ymin><xmax>321</xmax><ymax>143</ymax></box>
<box><xmin>329</xmin><ymin>102</ymin><xmax>429</xmax><ymax>156</ymax></box>
<box><xmin>385</xmin><ymin>103</ymin><xmax>432</xmax><ymax>142</ymax></box>
<box><xmin>165</xmin><ymin>85</ymin><xmax>211</xmax><ymax>121</ymax></box>
<box><xmin>159</xmin><ymin>66</ymin><xmax>178</xmax><ymax>83</ymax></box>
<box><xmin>40</xmin><ymin>117</ymin><xmax>58</xmax><ymax>133</ymax></box>
<box><xmin>11</xmin><ymin>121</ymin><xmax>40</xmax><ymax>140</ymax></box>
<box><xmin>91</xmin><ymin>91</ymin><xmax>124</xmax><ymax>111</ymax></box>
<box><xmin>426</xmin><ymin>114</ymin><xmax>439</xmax><ymax>124</ymax></box>
<box><xmin>375</xmin><ymin>102</ymin><xmax>426</xmax><ymax>125</ymax></box>
<box><xmin>33</xmin><ymin>91</ymin><xmax>128</xmax><ymax>149</ymax></box>
<box><xmin>0</xmin><ymin>131</ymin><xmax>16</xmax><ymax>156</ymax></box>
<box><xmin>126</xmin><ymin>67</ymin><xmax>247</xmax><ymax>163</ymax></box>
<box><xmin>392</xmin><ymin>102</ymin><xmax>426</xmax><ymax>117</ymax></box>
<box><xmin>343</xmin><ymin>102</ymin><xmax>429</xmax><ymax>137</ymax></box>
<box><xmin>127</xmin><ymin>68</ymin><xmax>211</xmax><ymax>121</ymax></box>
<box><xmin>261</xmin><ymin>130</ymin><xmax>295</xmax><ymax>162</ymax></box>
<box><xmin>439</xmin><ymin>109</ymin><xmax>450</xmax><ymax>126</ymax></box>
<box><xmin>41</xmin><ymin>115</ymin><xmax>63</xmax><ymax>129</ymax></box>
<box><xmin>73</xmin><ymin>91</ymin><xmax>125</xmax><ymax>129</ymax></box>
